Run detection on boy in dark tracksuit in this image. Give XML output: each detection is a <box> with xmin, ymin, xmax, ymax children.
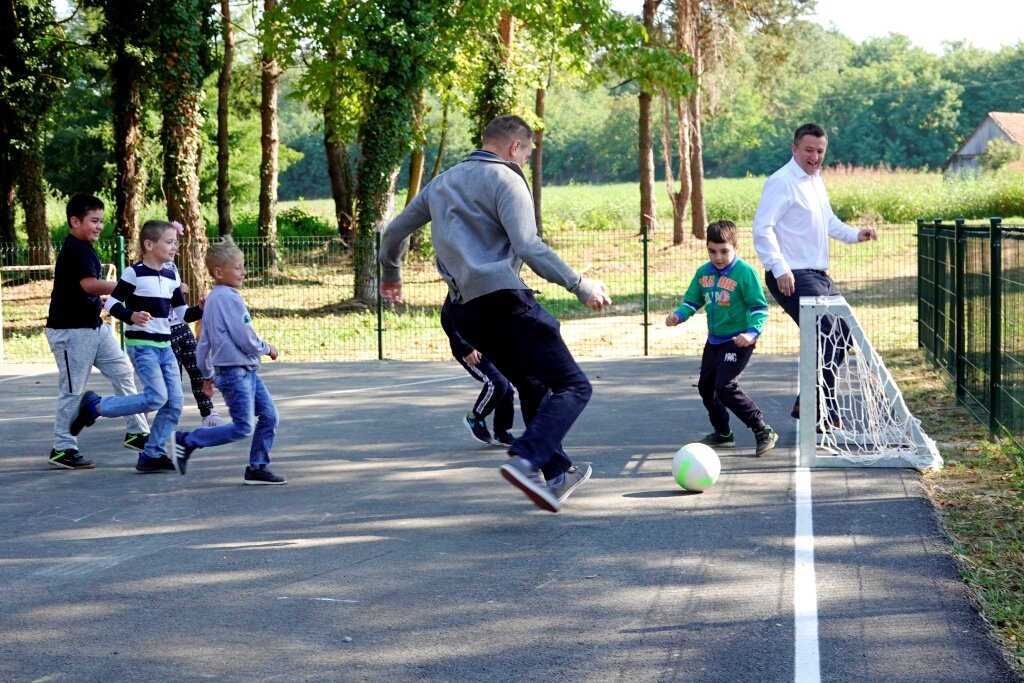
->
<box><xmin>440</xmin><ymin>298</ymin><xmax>516</xmax><ymax>447</ymax></box>
<box><xmin>666</xmin><ymin>220</ymin><xmax>778</xmax><ymax>457</ymax></box>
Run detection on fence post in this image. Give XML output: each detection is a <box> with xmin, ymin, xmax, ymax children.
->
<box><xmin>375</xmin><ymin>232</ymin><xmax>384</xmax><ymax>361</ymax></box>
<box><xmin>116</xmin><ymin>236</ymin><xmax>126</xmax><ymax>350</ymax></box>
<box><xmin>988</xmin><ymin>217</ymin><xmax>1002</xmax><ymax>437</ymax></box>
<box><xmin>915</xmin><ymin>218</ymin><xmax>925</xmax><ymax>354</ymax></box>
<box><xmin>954</xmin><ymin>218</ymin><xmax>966</xmax><ymax>403</ymax></box>
<box><xmin>641</xmin><ymin>224</ymin><xmax>649</xmax><ymax>357</ymax></box>
<box><xmin>932</xmin><ymin>218</ymin><xmax>943</xmax><ymax>364</ymax></box>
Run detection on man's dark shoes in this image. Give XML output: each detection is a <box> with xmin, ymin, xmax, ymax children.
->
<box><xmin>136</xmin><ymin>454</ymin><xmax>175</xmax><ymax>473</ymax></box>
<box><xmin>49</xmin><ymin>448</ymin><xmax>95</xmax><ymax>470</ymax></box>
<box><xmin>69</xmin><ymin>391</ymin><xmax>100</xmax><ymax>436</ymax></box>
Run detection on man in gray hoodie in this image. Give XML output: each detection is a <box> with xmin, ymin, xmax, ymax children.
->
<box><xmin>379</xmin><ymin>115</ymin><xmax>611</xmax><ymax>513</ymax></box>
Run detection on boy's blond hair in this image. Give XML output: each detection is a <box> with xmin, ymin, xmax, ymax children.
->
<box><xmin>706</xmin><ymin>220</ymin><xmax>739</xmax><ymax>247</ymax></box>
<box><xmin>205</xmin><ymin>237</ymin><xmax>243</xmax><ymax>277</ymax></box>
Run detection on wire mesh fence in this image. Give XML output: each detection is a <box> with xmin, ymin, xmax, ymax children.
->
<box><xmin>918</xmin><ymin>218</ymin><xmax>1024</xmax><ymax>458</ymax></box>
<box><xmin>2</xmin><ymin>223</ymin><xmax>919</xmax><ymax>365</ymax></box>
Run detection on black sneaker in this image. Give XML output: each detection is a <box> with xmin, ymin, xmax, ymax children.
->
<box><xmin>492</xmin><ymin>431</ymin><xmax>516</xmax><ymax>447</ymax></box>
<box><xmin>463</xmin><ymin>414</ymin><xmax>493</xmax><ymax>445</ymax></box>
<box><xmin>791</xmin><ymin>400</ymin><xmax>800</xmax><ymax>420</ymax></box>
<box><xmin>173</xmin><ymin>431</ymin><xmax>195</xmax><ymax>475</ymax></box>
<box><xmin>244</xmin><ymin>467</ymin><xmax>287</xmax><ymax>485</ymax></box>
<box><xmin>49</xmin><ymin>448</ymin><xmax>95</xmax><ymax>470</ymax></box>
<box><xmin>123</xmin><ymin>432</ymin><xmax>148</xmax><ymax>452</ymax></box>
<box><xmin>698</xmin><ymin>431</ymin><xmax>736</xmax><ymax>448</ymax></box>
<box><xmin>69</xmin><ymin>391</ymin><xmax>100</xmax><ymax>436</ymax></box>
<box><xmin>136</xmin><ymin>454</ymin><xmax>175</xmax><ymax>473</ymax></box>
<box><xmin>754</xmin><ymin>425</ymin><xmax>779</xmax><ymax>457</ymax></box>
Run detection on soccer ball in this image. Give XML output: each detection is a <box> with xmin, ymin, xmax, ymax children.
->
<box><xmin>672</xmin><ymin>443</ymin><xmax>721</xmax><ymax>492</ymax></box>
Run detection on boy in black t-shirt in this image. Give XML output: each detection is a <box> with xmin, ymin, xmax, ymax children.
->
<box><xmin>44</xmin><ymin>193</ymin><xmax>149</xmax><ymax>469</ymax></box>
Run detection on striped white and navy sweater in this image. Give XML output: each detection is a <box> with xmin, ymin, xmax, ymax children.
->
<box><xmin>105</xmin><ymin>262</ymin><xmax>190</xmax><ymax>347</ymax></box>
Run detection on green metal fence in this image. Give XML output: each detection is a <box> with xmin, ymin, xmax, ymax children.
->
<box><xmin>1</xmin><ymin>224</ymin><xmax>920</xmax><ymax>364</ymax></box>
<box><xmin>917</xmin><ymin>217</ymin><xmax>1024</xmax><ymax>455</ymax></box>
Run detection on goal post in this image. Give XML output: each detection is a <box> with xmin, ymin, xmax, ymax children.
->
<box><xmin>798</xmin><ymin>295</ymin><xmax>943</xmax><ymax>471</ymax></box>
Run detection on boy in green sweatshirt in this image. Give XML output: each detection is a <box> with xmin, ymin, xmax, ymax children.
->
<box><xmin>666</xmin><ymin>220</ymin><xmax>778</xmax><ymax>457</ymax></box>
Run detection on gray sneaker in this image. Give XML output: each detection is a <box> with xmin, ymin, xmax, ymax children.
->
<box><xmin>548</xmin><ymin>463</ymin><xmax>592</xmax><ymax>502</ymax></box>
<box><xmin>499</xmin><ymin>456</ymin><xmax>561</xmax><ymax>513</ymax></box>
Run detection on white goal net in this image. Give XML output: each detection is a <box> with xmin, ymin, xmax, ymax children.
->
<box><xmin>798</xmin><ymin>295</ymin><xmax>942</xmax><ymax>471</ymax></box>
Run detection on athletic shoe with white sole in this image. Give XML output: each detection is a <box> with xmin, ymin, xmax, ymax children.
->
<box><xmin>499</xmin><ymin>456</ymin><xmax>560</xmax><ymax>513</ymax></box>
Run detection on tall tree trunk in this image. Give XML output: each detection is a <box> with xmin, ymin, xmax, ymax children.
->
<box><xmin>216</xmin><ymin>0</ymin><xmax>233</xmax><ymax>236</ymax></box>
<box><xmin>659</xmin><ymin>93</ymin><xmax>683</xmax><ymax>242</ymax></box>
<box><xmin>473</xmin><ymin>12</ymin><xmax>516</xmax><ymax>144</ymax></box>
<box><xmin>688</xmin><ymin>51</ymin><xmax>706</xmax><ymax>239</ymax></box>
<box><xmin>429</xmin><ymin>99</ymin><xmax>449</xmax><ymax>180</ymax></box>
<box><xmin>531</xmin><ymin>86</ymin><xmax>545</xmax><ymax>237</ymax></box>
<box><xmin>674</xmin><ymin>96</ymin><xmax>692</xmax><ymax>245</ymax></box>
<box><xmin>110</xmin><ymin>51</ymin><xmax>142</xmax><ymax>256</ymax></box>
<box><xmin>324</xmin><ymin>109</ymin><xmax>354</xmax><ymax>244</ymax></box>
<box><xmin>639</xmin><ymin>0</ymin><xmax>661</xmax><ymax>236</ymax></box>
<box><xmin>18</xmin><ymin>146</ymin><xmax>53</xmax><ymax>265</ymax></box>
<box><xmin>162</xmin><ymin>91</ymin><xmax>207</xmax><ymax>295</ymax></box>
<box><xmin>258</xmin><ymin>0</ymin><xmax>281</xmax><ymax>271</ymax></box>
<box><xmin>405</xmin><ymin>91</ymin><xmax>426</xmax><ymax>206</ymax></box>
<box><xmin>0</xmin><ymin>179</ymin><xmax>15</xmax><ymax>252</ymax></box>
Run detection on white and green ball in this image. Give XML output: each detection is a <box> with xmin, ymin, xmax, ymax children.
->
<box><xmin>672</xmin><ymin>443</ymin><xmax>721</xmax><ymax>492</ymax></box>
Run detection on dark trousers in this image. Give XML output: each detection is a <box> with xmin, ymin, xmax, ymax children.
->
<box><xmin>170</xmin><ymin>322</ymin><xmax>214</xmax><ymax>417</ymax></box>
<box><xmin>456</xmin><ymin>354</ymin><xmax>515</xmax><ymax>434</ymax></box>
<box><xmin>698</xmin><ymin>340</ymin><xmax>765</xmax><ymax>435</ymax></box>
<box><xmin>449</xmin><ymin>294</ymin><xmax>590</xmax><ymax>481</ymax></box>
<box><xmin>765</xmin><ymin>269</ymin><xmax>850</xmax><ymax>422</ymax></box>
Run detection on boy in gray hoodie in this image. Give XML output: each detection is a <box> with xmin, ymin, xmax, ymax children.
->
<box><xmin>172</xmin><ymin>239</ymin><xmax>285</xmax><ymax>485</ymax></box>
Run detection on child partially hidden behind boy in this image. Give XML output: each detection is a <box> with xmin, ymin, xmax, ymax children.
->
<box><xmin>172</xmin><ymin>239</ymin><xmax>286</xmax><ymax>485</ymax></box>
<box><xmin>666</xmin><ymin>220</ymin><xmax>778</xmax><ymax>457</ymax></box>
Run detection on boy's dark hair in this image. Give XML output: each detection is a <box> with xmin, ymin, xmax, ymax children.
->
<box><xmin>66</xmin><ymin>193</ymin><xmax>104</xmax><ymax>225</ymax></box>
<box><xmin>139</xmin><ymin>219</ymin><xmax>175</xmax><ymax>252</ymax></box>
<box><xmin>205</xmin><ymin>236</ymin><xmax>243</xmax><ymax>277</ymax></box>
<box><xmin>794</xmin><ymin>123</ymin><xmax>827</xmax><ymax>143</ymax></box>
<box><xmin>707</xmin><ymin>220</ymin><xmax>738</xmax><ymax>247</ymax></box>
<box><xmin>483</xmin><ymin>115</ymin><xmax>533</xmax><ymax>146</ymax></box>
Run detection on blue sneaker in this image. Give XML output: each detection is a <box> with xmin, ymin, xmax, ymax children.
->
<box><xmin>173</xmin><ymin>431</ymin><xmax>195</xmax><ymax>475</ymax></box>
<box><xmin>463</xmin><ymin>414</ymin><xmax>493</xmax><ymax>445</ymax></box>
<box><xmin>69</xmin><ymin>391</ymin><xmax>100</xmax><ymax>436</ymax></box>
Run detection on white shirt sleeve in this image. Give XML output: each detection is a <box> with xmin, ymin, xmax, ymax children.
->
<box><xmin>752</xmin><ymin>175</ymin><xmax>793</xmax><ymax>278</ymax></box>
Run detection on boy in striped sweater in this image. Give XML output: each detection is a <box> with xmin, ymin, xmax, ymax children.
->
<box><xmin>666</xmin><ymin>220</ymin><xmax>778</xmax><ymax>457</ymax></box>
<box><xmin>69</xmin><ymin>220</ymin><xmax>188</xmax><ymax>473</ymax></box>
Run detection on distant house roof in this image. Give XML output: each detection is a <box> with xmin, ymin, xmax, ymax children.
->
<box><xmin>945</xmin><ymin>112</ymin><xmax>1024</xmax><ymax>170</ymax></box>
<box><xmin>989</xmin><ymin>112</ymin><xmax>1024</xmax><ymax>144</ymax></box>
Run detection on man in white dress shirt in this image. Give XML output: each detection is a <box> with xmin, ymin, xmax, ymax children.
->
<box><xmin>752</xmin><ymin>123</ymin><xmax>877</xmax><ymax>424</ymax></box>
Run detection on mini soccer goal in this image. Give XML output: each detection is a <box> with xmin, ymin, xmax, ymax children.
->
<box><xmin>797</xmin><ymin>295</ymin><xmax>942</xmax><ymax>471</ymax></box>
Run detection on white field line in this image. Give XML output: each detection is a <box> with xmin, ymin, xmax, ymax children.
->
<box><xmin>794</xmin><ymin>426</ymin><xmax>821</xmax><ymax>683</ymax></box>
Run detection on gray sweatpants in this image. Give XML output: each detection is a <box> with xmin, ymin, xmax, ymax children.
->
<box><xmin>46</xmin><ymin>325</ymin><xmax>150</xmax><ymax>451</ymax></box>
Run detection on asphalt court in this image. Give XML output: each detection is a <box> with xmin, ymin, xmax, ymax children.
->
<box><xmin>0</xmin><ymin>357</ymin><xmax>1017</xmax><ymax>682</ymax></box>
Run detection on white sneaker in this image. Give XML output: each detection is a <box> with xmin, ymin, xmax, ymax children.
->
<box><xmin>202</xmin><ymin>411</ymin><xmax>226</xmax><ymax>428</ymax></box>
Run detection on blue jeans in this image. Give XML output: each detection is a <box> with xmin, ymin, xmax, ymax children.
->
<box><xmin>181</xmin><ymin>366</ymin><xmax>277</xmax><ymax>468</ymax></box>
<box><xmin>450</xmin><ymin>294</ymin><xmax>591</xmax><ymax>480</ymax></box>
<box><xmin>99</xmin><ymin>345</ymin><xmax>183</xmax><ymax>459</ymax></box>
